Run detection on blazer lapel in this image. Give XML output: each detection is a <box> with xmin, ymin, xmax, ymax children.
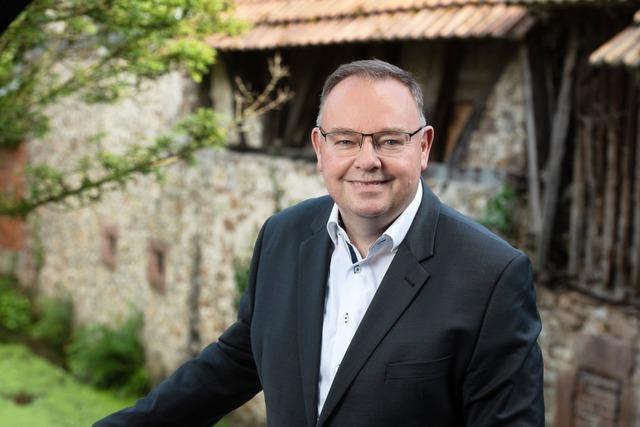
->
<box><xmin>298</xmin><ymin>206</ymin><xmax>333</xmax><ymax>427</ymax></box>
<box><xmin>316</xmin><ymin>246</ymin><xmax>430</xmax><ymax>426</ymax></box>
<box><xmin>316</xmin><ymin>183</ymin><xmax>442</xmax><ymax>427</ymax></box>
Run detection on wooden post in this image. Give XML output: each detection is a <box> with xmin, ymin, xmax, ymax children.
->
<box><xmin>521</xmin><ymin>45</ymin><xmax>543</xmax><ymax>236</ymax></box>
<box><xmin>601</xmin><ymin>112</ymin><xmax>619</xmax><ymax>290</ymax></box>
<box><xmin>631</xmin><ymin>98</ymin><xmax>640</xmax><ymax>293</ymax></box>
<box><xmin>537</xmin><ymin>29</ymin><xmax>579</xmax><ymax>274</ymax></box>
<box><xmin>583</xmin><ymin>117</ymin><xmax>598</xmax><ymax>286</ymax></box>
<box><xmin>569</xmin><ymin>120</ymin><xmax>585</xmax><ymax>277</ymax></box>
<box><xmin>616</xmin><ymin>73</ymin><xmax>634</xmax><ymax>292</ymax></box>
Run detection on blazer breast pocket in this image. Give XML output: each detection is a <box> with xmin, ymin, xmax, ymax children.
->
<box><xmin>385</xmin><ymin>355</ymin><xmax>452</xmax><ymax>381</ymax></box>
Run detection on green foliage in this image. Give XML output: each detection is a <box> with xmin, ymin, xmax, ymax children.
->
<box><xmin>479</xmin><ymin>185</ymin><xmax>519</xmax><ymax>238</ymax></box>
<box><xmin>0</xmin><ymin>108</ymin><xmax>226</xmax><ymax>218</ymax></box>
<box><xmin>0</xmin><ymin>276</ymin><xmax>32</xmax><ymax>335</ymax></box>
<box><xmin>67</xmin><ymin>314</ymin><xmax>150</xmax><ymax>396</ymax></box>
<box><xmin>233</xmin><ymin>256</ymin><xmax>251</xmax><ymax>309</ymax></box>
<box><xmin>0</xmin><ymin>0</ymin><xmax>243</xmax><ymax>149</ymax></box>
<box><xmin>0</xmin><ymin>343</ymin><xmax>136</xmax><ymax>427</ymax></box>
<box><xmin>0</xmin><ymin>0</ymin><xmax>245</xmax><ymax>218</ymax></box>
<box><xmin>31</xmin><ymin>296</ymin><xmax>73</xmax><ymax>351</ymax></box>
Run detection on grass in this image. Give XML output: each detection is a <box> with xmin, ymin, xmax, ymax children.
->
<box><xmin>0</xmin><ymin>343</ymin><xmax>136</xmax><ymax>427</ymax></box>
<box><xmin>0</xmin><ymin>343</ymin><xmax>232</xmax><ymax>427</ymax></box>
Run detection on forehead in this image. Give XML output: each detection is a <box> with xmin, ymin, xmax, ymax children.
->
<box><xmin>321</xmin><ymin>76</ymin><xmax>420</xmax><ymax>131</ymax></box>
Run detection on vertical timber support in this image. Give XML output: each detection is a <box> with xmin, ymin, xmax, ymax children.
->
<box><xmin>537</xmin><ymin>29</ymin><xmax>579</xmax><ymax>274</ymax></box>
<box><xmin>521</xmin><ymin>44</ymin><xmax>543</xmax><ymax>236</ymax></box>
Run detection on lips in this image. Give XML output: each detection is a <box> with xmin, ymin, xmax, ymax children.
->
<box><xmin>347</xmin><ymin>179</ymin><xmax>390</xmax><ymax>186</ymax></box>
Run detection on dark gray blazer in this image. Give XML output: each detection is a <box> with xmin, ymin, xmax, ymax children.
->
<box><xmin>96</xmin><ymin>185</ymin><xmax>544</xmax><ymax>426</ymax></box>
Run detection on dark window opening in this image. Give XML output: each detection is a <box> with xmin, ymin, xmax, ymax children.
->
<box><xmin>148</xmin><ymin>240</ymin><xmax>168</xmax><ymax>294</ymax></box>
<box><xmin>101</xmin><ymin>226</ymin><xmax>118</xmax><ymax>270</ymax></box>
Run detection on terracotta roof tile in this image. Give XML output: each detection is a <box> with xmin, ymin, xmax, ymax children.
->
<box><xmin>210</xmin><ymin>0</ymin><xmax>535</xmax><ymax>49</ymax></box>
<box><xmin>589</xmin><ymin>10</ymin><xmax>640</xmax><ymax>68</ymax></box>
<box><xmin>504</xmin><ymin>0</ymin><xmax>630</xmax><ymax>4</ymax></box>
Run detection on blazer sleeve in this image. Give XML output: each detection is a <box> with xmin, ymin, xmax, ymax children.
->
<box><xmin>462</xmin><ymin>253</ymin><xmax>545</xmax><ymax>426</ymax></box>
<box><xmin>93</xmin><ymin>221</ymin><xmax>269</xmax><ymax>427</ymax></box>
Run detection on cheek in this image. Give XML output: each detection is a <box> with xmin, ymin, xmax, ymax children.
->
<box><xmin>391</xmin><ymin>157</ymin><xmax>421</xmax><ymax>179</ymax></box>
<box><xmin>323</xmin><ymin>158</ymin><xmax>350</xmax><ymax>180</ymax></box>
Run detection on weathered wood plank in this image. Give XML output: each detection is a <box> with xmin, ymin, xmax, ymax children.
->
<box><xmin>537</xmin><ymin>29</ymin><xmax>579</xmax><ymax>273</ymax></box>
<box><xmin>631</xmin><ymin>99</ymin><xmax>640</xmax><ymax>293</ymax></box>
<box><xmin>616</xmin><ymin>74</ymin><xmax>634</xmax><ymax>293</ymax></box>
<box><xmin>569</xmin><ymin>119</ymin><xmax>585</xmax><ymax>277</ymax></box>
<box><xmin>601</xmin><ymin>103</ymin><xmax>619</xmax><ymax>289</ymax></box>
<box><xmin>521</xmin><ymin>45</ymin><xmax>543</xmax><ymax>236</ymax></box>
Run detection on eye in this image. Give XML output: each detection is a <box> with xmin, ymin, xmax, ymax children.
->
<box><xmin>335</xmin><ymin>139</ymin><xmax>356</xmax><ymax>146</ymax></box>
<box><xmin>377</xmin><ymin>134</ymin><xmax>406</xmax><ymax>147</ymax></box>
<box><xmin>328</xmin><ymin>133</ymin><xmax>360</xmax><ymax>148</ymax></box>
<box><xmin>381</xmin><ymin>138</ymin><xmax>403</xmax><ymax>146</ymax></box>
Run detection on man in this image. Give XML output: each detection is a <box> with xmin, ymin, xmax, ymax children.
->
<box><xmin>96</xmin><ymin>59</ymin><xmax>544</xmax><ymax>426</ymax></box>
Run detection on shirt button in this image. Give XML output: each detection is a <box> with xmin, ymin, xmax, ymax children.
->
<box><xmin>344</xmin><ymin>313</ymin><xmax>349</xmax><ymax>323</ymax></box>
<box><xmin>354</xmin><ymin>266</ymin><xmax>361</xmax><ymax>274</ymax></box>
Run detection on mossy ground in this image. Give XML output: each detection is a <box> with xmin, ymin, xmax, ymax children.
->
<box><xmin>0</xmin><ymin>343</ymin><xmax>232</xmax><ymax>427</ymax></box>
<box><xmin>0</xmin><ymin>343</ymin><xmax>136</xmax><ymax>426</ymax></box>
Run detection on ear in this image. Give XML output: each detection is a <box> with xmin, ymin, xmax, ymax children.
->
<box><xmin>311</xmin><ymin>127</ymin><xmax>324</xmax><ymax>171</ymax></box>
<box><xmin>420</xmin><ymin>126</ymin><xmax>434</xmax><ymax>172</ymax></box>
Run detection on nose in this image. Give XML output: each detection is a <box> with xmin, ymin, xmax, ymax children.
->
<box><xmin>353</xmin><ymin>135</ymin><xmax>381</xmax><ymax>170</ymax></box>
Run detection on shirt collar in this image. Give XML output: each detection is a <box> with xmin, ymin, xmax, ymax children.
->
<box><xmin>326</xmin><ymin>180</ymin><xmax>423</xmax><ymax>253</ymax></box>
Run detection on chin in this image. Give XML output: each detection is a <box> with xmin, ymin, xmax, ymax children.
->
<box><xmin>350</xmin><ymin>204</ymin><xmax>392</xmax><ymax>219</ymax></box>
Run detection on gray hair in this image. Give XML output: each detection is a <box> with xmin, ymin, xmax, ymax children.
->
<box><xmin>316</xmin><ymin>59</ymin><xmax>426</xmax><ymax>127</ymax></box>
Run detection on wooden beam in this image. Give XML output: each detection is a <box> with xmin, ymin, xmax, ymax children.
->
<box><xmin>601</xmin><ymin>102</ymin><xmax>619</xmax><ymax>290</ymax></box>
<box><xmin>631</xmin><ymin>97</ymin><xmax>640</xmax><ymax>293</ymax></box>
<box><xmin>521</xmin><ymin>45</ymin><xmax>543</xmax><ymax>235</ymax></box>
<box><xmin>568</xmin><ymin>119</ymin><xmax>585</xmax><ymax>277</ymax></box>
<box><xmin>615</xmin><ymin>72</ymin><xmax>634</xmax><ymax>292</ymax></box>
<box><xmin>537</xmin><ymin>29</ymin><xmax>579</xmax><ymax>273</ymax></box>
<box><xmin>432</xmin><ymin>41</ymin><xmax>464</xmax><ymax>162</ymax></box>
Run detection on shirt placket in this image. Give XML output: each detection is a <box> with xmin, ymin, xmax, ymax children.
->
<box><xmin>330</xmin><ymin>234</ymin><xmax>367</xmax><ymax>376</ymax></box>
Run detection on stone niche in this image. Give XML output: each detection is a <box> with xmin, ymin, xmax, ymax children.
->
<box><xmin>555</xmin><ymin>334</ymin><xmax>635</xmax><ymax>427</ymax></box>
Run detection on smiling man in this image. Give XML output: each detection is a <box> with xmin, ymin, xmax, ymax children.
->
<box><xmin>311</xmin><ymin>74</ymin><xmax>432</xmax><ymax>257</ymax></box>
<box><xmin>96</xmin><ymin>60</ymin><xmax>544</xmax><ymax>427</ymax></box>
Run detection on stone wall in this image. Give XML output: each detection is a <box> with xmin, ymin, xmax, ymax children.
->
<box><xmin>465</xmin><ymin>55</ymin><xmax>527</xmax><ymax>175</ymax></box>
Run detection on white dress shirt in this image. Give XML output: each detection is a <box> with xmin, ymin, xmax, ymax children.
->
<box><xmin>317</xmin><ymin>181</ymin><xmax>423</xmax><ymax>415</ymax></box>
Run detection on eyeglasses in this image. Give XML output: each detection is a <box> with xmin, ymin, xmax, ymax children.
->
<box><xmin>317</xmin><ymin>125</ymin><xmax>426</xmax><ymax>157</ymax></box>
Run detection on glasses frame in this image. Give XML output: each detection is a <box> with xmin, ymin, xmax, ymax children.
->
<box><xmin>317</xmin><ymin>125</ymin><xmax>427</xmax><ymax>155</ymax></box>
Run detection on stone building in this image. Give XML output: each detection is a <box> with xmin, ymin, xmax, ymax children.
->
<box><xmin>1</xmin><ymin>0</ymin><xmax>639</xmax><ymax>425</ymax></box>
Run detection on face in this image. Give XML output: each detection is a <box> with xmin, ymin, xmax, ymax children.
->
<box><xmin>312</xmin><ymin>76</ymin><xmax>434</xmax><ymax>230</ymax></box>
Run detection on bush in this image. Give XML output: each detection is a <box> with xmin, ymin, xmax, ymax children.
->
<box><xmin>0</xmin><ymin>275</ymin><xmax>32</xmax><ymax>336</ymax></box>
<box><xmin>31</xmin><ymin>296</ymin><xmax>73</xmax><ymax>350</ymax></box>
<box><xmin>67</xmin><ymin>314</ymin><xmax>150</xmax><ymax>396</ymax></box>
<box><xmin>479</xmin><ymin>185</ymin><xmax>518</xmax><ymax>238</ymax></box>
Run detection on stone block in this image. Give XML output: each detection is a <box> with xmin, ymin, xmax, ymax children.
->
<box><xmin>555</xmin><ymin>333</ymin><xmax>636</xmax><ymax>427</ymax></box>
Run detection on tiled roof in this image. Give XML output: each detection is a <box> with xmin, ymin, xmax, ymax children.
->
<box><xmin>504</xmin><ymin>0</ymin><xmax>629</xmax><ymax>4</ymax></box>
<box><xmin>589</xmin><ymin>9</ymin><xmax>640</xmax><ymax>68</ymax></box>
<box><xmin>209</xmin><ymin>0</ymin><xmax>536</xmax><ymax>50</ymax></box>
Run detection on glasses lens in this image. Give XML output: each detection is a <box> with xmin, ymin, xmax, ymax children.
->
<box><xmin>373</xmin><ymin>132</ymin><xmax>409</xmax><ymax>154</ymax></box>
<box><xmin>326</xmin><ymin>131</ymin><xmax>361</xmax><ymax>155</ymax></box>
